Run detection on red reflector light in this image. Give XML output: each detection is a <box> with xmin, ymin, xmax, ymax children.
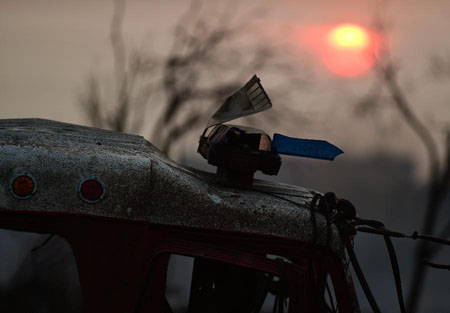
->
<box><xmin>79</xmin><ymin>178</ymin><xmax>105</xmax><ymax>203</ymax></box>
<box><xmin>10</xmin><ymin>173</ymin><xmax>37</xmax><ymax>199</ymax></box>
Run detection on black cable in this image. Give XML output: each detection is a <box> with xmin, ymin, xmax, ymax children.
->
<box><xmin>251</xmin><ymin>274</ymin><xmax>273</xmax><ymax>313</ymax></box>
<box><xmin>253</xmin><ymin>190</ymin><xmax>449</xmax><ymax>313</ymax></box>
<box><xmin>325</xmin><ymin>280</ymin><xmax>337</xmax><ymax>313</ymax></box>
<box><xmin>357</xmin><ymin>227</ymin><xmax>407</xmax><ymax>238</ymax></box>
<box><xmin>272</xmin><ymin>293</ymin><xmax>278</xmax><ymax>313</ymax></box>
<box><xmin>320</xmin><ymin>195</ymin><xmax>332</xmax><ymax>248</ymax></box>
<box><xmin>423</xmin><ymin>260</ymin><xmax>450</xmax><ymax>271</ymax></box>
<box><xmin>272</xmin><ymin>258</ymin><xmax>286</xmax><ymax>313</ymax></box>
<box><xmin>31</xmin><ymin>234</ymin><xmax>55</xmax><ymax>252</ymax></box>
<box><xmin>256</xmin><ymin>189</ymin><xmax>450</xmax><ymax>249</ymax></box>
<box><xmin>344</xmin><ymin>256</ymin><xmax>351</xmax><ymax>276</ymax></box>
<box><xmin>356</xmin><ymin>223</ymin><xmax>450</xmax><ymax>313</ymax></box>
<box><xmin>355</xmin><ymin>218</ymin><xmax>385</xmax><ymax>229</ymax></box>
<box><xmin>343</xmin><ymin>236</ymin><xmax>382</xmax><ymax>313</ymax></box>
<box><xmin>254</xmin><ymin>188</ymin><xmax>307</xmax><ymax>208</ymax></box>
<box><xmin>357</xmin><ymin>227</ymin><xmax>450</xmax><ymax>247</ymax></box>
<box><xmin>253</xmin><ymin>189</ymin><xmax>311</xmax><ymax>199</ymax></box>
<box><xmin>277</xmin><ymin>258</ymin><xmax>286</xmax><ymax>313</ymax></box>
<box><xmin>255</xmin><ymin>188</ymin><xmax>322</xmax><ymax>246</ymax></box>
<box><xmin>411</xmin><ymin>231</ymin><xmax>450</xmax><ymax>246</ymax></box>
<box><xmin>314</xmin><ymin>194</ymin><xmax>333</xmax><ymax>313</ymax></box>
<box><xmin>383</xmin><ymin>235</ymin><xmax>407</xmax><ymax>313</ymax></box>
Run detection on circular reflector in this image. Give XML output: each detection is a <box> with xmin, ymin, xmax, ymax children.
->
<box><xmin>10</xmin><ymin>173</ymin><xmax>37</xmax><ymax>199</ymax></box>
<box><xmin>78</xmin><ymin>177</ymin><xmax>105</xmax><ymax>203</ymax></box>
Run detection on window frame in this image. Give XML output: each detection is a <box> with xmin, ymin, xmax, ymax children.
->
<box><xmin>142</xmin><ymin>240</ymin><xmax>316</xmax><ymax>313</ymax></box>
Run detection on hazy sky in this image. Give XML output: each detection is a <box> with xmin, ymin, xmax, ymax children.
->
<box><xmin>1</xmin><ymin>2</ymin><xmax>450</xmax><ymax>311</ymax></box>
<box><xmin>1</xmin><ymin>0</ymin><xmax>450</xmax><ymax>178</ymax></box>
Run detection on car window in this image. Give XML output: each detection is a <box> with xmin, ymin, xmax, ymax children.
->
<box><xmin>0</xmin><ymin>230</ymin><xmax>82</xmax><ymax>313</ymax></box>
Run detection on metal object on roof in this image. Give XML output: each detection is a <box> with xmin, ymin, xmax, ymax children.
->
<box><xmin>272</xmin><ymin>133</ymin><xmax>343</xmax><ymax>161</ymax></box>
<box><xmin>206</xmin><ymin>75</ymin><xmax>272</xmax><ymax>128</ymax></box>
<box><xmin>199</xmin><ymin>75</ymin><xmax>343</xmax><ymax>188</ymax></box>
<box><xmin>198</xmin><ymin>124</ymin><xmax>281</xmax><ymax>188</ymax></box>
<box><xmin>0</xmin><ymin>118</ymin><xmax>343</xmax><ymax>253</ymax></box>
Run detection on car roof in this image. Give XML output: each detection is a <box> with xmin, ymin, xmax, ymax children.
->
<box><xmin>0</xmin><ymin>118</ymin><xmax>343</xmax><ymax>253</ymax></box>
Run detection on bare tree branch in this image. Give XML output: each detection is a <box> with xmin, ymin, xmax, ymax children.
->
<box><xmin>79</xmin><ymin>76</ymin><xmax>105</xmax><ymax>129</ymax></box>
<box><xmin>79</xmin><ymin>0</ymin><xmax>311</xmax><ymax>161</ymax></box>
<box><xmin>110</xmin><ymin>0</ymin><xmax>126</xmax><ymax>85</ymax></box>
<box><xmin>376</xmin><ymin>64</ymin><xmax>440</xmax><ymax>176</ymax></box>
<box><xmin>161</xmin><ymin>113</ymin><xmax>202</xmax><ymax>154</ymax></box>
<box><xmin>429</xmin><ymin>131</ymin><xmax>450</xmax><ymax>256</ymax></box>
<box><xmin>368</xmin><ymin>13</ymin><xmax>450</xmax><ymax>312</ymax></box>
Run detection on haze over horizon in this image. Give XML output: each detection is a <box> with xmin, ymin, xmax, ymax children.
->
<box><xmin>1</xmin><ymin>0</ymin><xmax>449</xmax><ymax>181</ymax></box>
<box><xmin>1</xmin><ymin>1</ymin><xmax>450</xmax><ymax>312</ymax></box>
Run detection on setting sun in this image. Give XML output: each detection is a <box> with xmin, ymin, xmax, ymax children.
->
<box><xmin>328</xmin><ymin>24</ymin><xmax>370</xmax><ymax>49</ymax></box>
<box><xmin>303</xmin><ymin>23</ymin><xmax>379</xmax><ymax>77</ymax></box>
<box><xmin>323</xmin><ymin>24</ymin><xmax>374</xmax><ymax>77</ymax></box>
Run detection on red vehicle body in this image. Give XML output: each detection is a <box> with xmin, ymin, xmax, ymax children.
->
<box><xmin>0</xmin><ymin>119</ymin><xmax>359</xmax><ymax>313</ymax></box>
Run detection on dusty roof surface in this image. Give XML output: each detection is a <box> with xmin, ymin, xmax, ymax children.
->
<box><xmin>0</xmin><ymin>119</ymin><xmax>342</xmax><ymax>252</ymax></box>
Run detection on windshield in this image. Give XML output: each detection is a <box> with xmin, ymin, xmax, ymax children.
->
<box><xmin>158</xmin><ymin>241</ymin><xmax>317</xmax><ymax>313</ymax></box>
<box><xmin>167</xmin><ymin>256</ymin><xmax>299</xmax><ymax>313</ymax></box>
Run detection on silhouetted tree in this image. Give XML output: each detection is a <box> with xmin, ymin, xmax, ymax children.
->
<box><xmin>354</xmin><ymin>10</ymin><xmax>450</xmax><ymax>312</ymax></box>
<box><xmin>80</xmin><ymin>0</ymin><xmax>310</xmax><ymax>155</ymax></box>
